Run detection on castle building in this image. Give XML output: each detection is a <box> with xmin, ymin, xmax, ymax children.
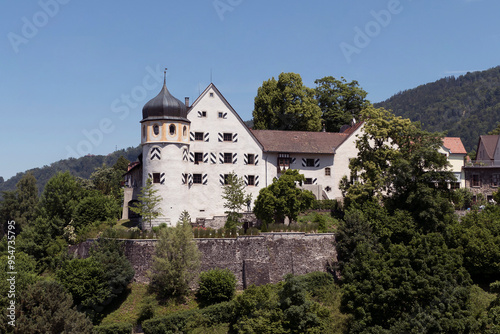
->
<box><xmin>122</xmin><ymin>78</ymin><xmax>363</xmax><ymax>229</ymax></box>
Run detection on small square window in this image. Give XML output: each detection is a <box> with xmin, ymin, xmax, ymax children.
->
<box><xmin>209</xmin><ymin>93</ymin><xmax>214</xmax><ymax>97</ymax></box>
<box><xmin>152</xmin><ymin>173</ymin><xmax>161</xmax><ymax>184</ymax></box>
<box><xmin>194</xmin><ymin>152</ymin><xmax>203</xmax><ymax>164</ymax></box>
<box><xmin>247</xmin><ymin>154</ymin><xmax>255</xmax><ymax>165</ymax></box>
<box><xmin>193</xmin><ymin>174</ymin><xmax>202</xmax><ymax>184</ymax></box>
<box><xmin>306</xmin><ymin>159</ymin><xmax>315</xmax><ymax>167</ymax></box>
<box><xmin>248</xmin><ymin>175</ymin><xmax>255</xmax><ymax>186</ymax></box>
<box><xmin>325</xmin><ymin>167</ymin><xmax>331</xmax><ymax>176</ymax></box>
<box><xmin>224</xmin><ymin>153</ymin><xmax>233</xmax><ymax>164</ymax></box>
<box><xmin>218</xmin><ymin>112</ymin><xmax>224</xmax><ymax>118</ymax></box>
<box><xmin>201</xmin><ymin>111</ymin><xmax>207</xmax><ymax>117</ymax></box>
<box><xmin>304</xmin><ymin>178</ymin><xmax>313</xmax><ymax>185</ymax></box>
<box><xmin>195</xmin><ymin>132</ymin><xmax>204</xmax><ymax>141</ymax></box>
<box><xmin>223</xmin><ymin>133</ymin><xmax>233</xmax><ymax>142</ymax></box>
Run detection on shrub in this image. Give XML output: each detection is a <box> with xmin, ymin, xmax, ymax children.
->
<box><xmin>142</xmin><ymin>302</ymin><xmax>235</xmax><ymax>334</ymax></box>
<box><xmin>137</xmin><ymin>295</ymin><xmax>156</xmax><ymax>324</ymax></box>
<box><xmin>93</xmin><ymin>323</ymin><xmax>132</xmax><ymax>334</ymax></box>
<box><xmin>196</xmin><ymin>269</ymin><xmax>237</xmax><ymax>307</ymax></box>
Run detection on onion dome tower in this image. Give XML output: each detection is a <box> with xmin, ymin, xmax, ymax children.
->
<box><xmin>140</xmin><ymin>69</ymin><xmax>191</xmax><ymax>229</ymax></box>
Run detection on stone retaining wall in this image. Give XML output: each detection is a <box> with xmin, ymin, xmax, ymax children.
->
<box><xmin>69</xmin><ymin>232</ymin><xmax>337</xmax><ymax>289</ymax></box>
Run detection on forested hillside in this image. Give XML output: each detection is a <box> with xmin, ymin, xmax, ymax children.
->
<box><xmin>0</xmin><ymin>146</ymin><xmax>141</xmax><ymax>196</ymax></box>
<box><xmin>375</xmin><ymin>66</ymin><xmax>500</xmax><ymax>152</ymax></box>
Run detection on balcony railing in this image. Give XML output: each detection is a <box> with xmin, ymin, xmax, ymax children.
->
<box><xmin>465</xmin><ymin>160</ymin><xmax>498</xmax><ymax>167</ymax></box>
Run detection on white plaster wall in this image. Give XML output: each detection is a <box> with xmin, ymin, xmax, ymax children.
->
<box><xmin>186</xmin><ymin>85</ymin><xmax>265</xmax><ymax>220</ymax></box>
<box><xmin>142</xmin><ymin>142</ymin><xmax>191</xmax><ymax>227</ymax></box>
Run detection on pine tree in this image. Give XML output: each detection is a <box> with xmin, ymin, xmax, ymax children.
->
<box><xmin>130</xmin><ymin>178</ymin><xmax>163</xmax><ymax>230</ymax></box>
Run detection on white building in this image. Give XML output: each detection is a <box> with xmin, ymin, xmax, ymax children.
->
<box><xmin>122</xmin><ymin>80</ymin><xmax>364</xmax><ymax>229</ymax></box>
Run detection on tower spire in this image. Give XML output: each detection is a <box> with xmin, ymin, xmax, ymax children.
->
<box><xmin>163</xmin><ymin>68</ymin><xmax>167</xmax><ymax>85</ymax></box>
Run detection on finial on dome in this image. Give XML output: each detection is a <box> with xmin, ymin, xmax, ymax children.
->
<box><xmin>164</xmin><ymin>68</ymin><xmax>167</xmax><ymax>85</ymax></box>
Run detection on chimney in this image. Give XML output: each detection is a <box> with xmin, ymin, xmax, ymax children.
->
<box><xmin>185</xmin><ymin>97</ymin><xmax>190</xmax><ymax>108</ymax></box>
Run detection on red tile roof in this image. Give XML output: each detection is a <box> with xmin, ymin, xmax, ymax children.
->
<box><xmin>250</xmin><ymin>129</ymin><xmax>350</xmax><ymax>154</ymax></box>
<box><xmin>442</xmin><ymin>137</ymin><xmax>467</xmax><ymax>154</ymax></box>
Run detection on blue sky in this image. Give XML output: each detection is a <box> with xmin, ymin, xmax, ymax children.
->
<box><xmin>1</xmin><ymin>0</ymin><xmax>499</xmax><ymax>180</ymax></box>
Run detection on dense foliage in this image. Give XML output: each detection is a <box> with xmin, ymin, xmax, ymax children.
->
<box><xmin>196</xmin><ymin>268</ymin><xmax>237</xmax><ymax>307</ymax></box>
<box><xmin>254</xmin><ymin>169</ymin><xmax>315</xmax><ymax>228</ymax></box>
<box><xmin>252</xmin><ymin>72</ymin><xmax>369</xmax><ymax>134</ymax></box>
<box><xmin>222</xmin><ymin>172</ymin><xmax>252</xmax><ymax>229</ymax></box>
<box><xmin>12</xmin><ymin>280</ymin><xmax>93</xmax><ymax>334</ymax></box>
<box><xmin>149</xmin><ymin>216</ymin><xmax>201</xmax><ymax>301</ymax></box>
<box><xmin>375</xmin><ymin>66</ymin><xmax>500</xmax><ymax>152</ymax></box>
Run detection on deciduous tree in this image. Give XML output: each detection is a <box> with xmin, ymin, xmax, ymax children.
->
<box><xmin>254</xmin><ymin>169</ymin><xmax>315</xmax><ymax>227</ymax></box>
<box><xmin>149</xmin><ymin>214</ymin><xmax>201</xmax><ymax>301</ymax></box>
<box><xmin>314</xmin><ymin>76</ymin><xmax>370</xmax><ymax>132</ymax></box>
<box><xmin>252</xmin><ymin>72</ymin><xmax>322</xmax><ymax>131</ymax></box>
<box><xmin>222</xmin><ymin>172</ymin><xmax>252</xmax><ymax>229</ymax></box>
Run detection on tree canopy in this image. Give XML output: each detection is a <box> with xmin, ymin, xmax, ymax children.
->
<box><xmin>253</xmin><ymin>169</ymin><xmax>315</xmax><ymax>227</ymax></box>
<box><xmin>252</xmin><ymin>72</ymin><xmax>322</xmax><ymax>131</ymax></box>
<box><xmin>314</xmin><ymin>76</ymin><xmax>370</xmax><ymax>132</ymax></box>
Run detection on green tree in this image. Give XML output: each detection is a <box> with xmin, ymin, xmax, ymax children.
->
<box><xmin>0</xmin><ymin>173</ymin><xmax>38</xmax><ymax>235</ymax></box>
<box><xmin>254</xmin><ymin>169</ymin><xmax>315</xmax><ymax>227</ymax></box>
<box><xmin>314</xmin><ymin>76</ymin><xmax>370</xmax><ymax>132</ymax></box>
<box><xmin>39</xmin><ymin>171</ymin><xmax>84</xmax><ymax>228</ymax></box>
<box><xmin>232</xmin><ymin>284</ymin><xmax>286</xmax><ymax>334</ymax></box>
<box><xmin>341</xmin><ymin>233</ymin><xmax>473</xmax><ymax>333</ymax></box>
<box><xmin>449</xmin><ymin>205</ymin><xmax>500</xmax><ymax>283</ymax></box>
<box><xmin>149</xmin><ymin>215</ymin><xmax>201</xmax><ymax>301</ymax></box>
<box><xmin>73</xmin><ymin>191</ymin><xmax>120</xmax><ymax>231</ymax></box>
<box><xmin>113</xmin><ymin>155</ymin><xmax>130</xmax><ymax>172</ymax></box>
<box><xmin>89</xmin><ymin>238</ymin><xmax>135</xmax><ymax>300</ymax></box>
<box><xmin>252</xmin><ymin>72</ymin><xmax>322</xmax><ymax>131</ymax></box>
<box><xmin>130</xmin><ymin>178</ymin><xmax>163</xmax><ymax>230</ymax></box>
<box><xmin>342</xmin><ymin>106</ymin><xmax>455</xmax><ymax>233</ymax></box>
<box><xmin>90</xmin><ymin>165</ymin><xmax>124</xmax><ymax>198</ymax></box>
<box><xmin>222</xmin><ymin>172</ymin><xmax>252</xmax><ymax>229</ymax></box>
<box><xmin>196</xmin><ymin>268</ymin><xmax>237</xmax><ymax>307</ymax></box>
<box><xmin>56</xmin><ymin>257</ymin><xmax>110</xmax><ymax>320</ymax></box>
<box><xmin>12</xmin><ymin>280</ymin><xmax>93</xmax><ymax>334</ymax></box>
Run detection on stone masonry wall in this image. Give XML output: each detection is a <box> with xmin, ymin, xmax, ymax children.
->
<box><xmin>69</xmin><ymin>232</ymin><xmax>337</xmax><ymax>289</ymax></box>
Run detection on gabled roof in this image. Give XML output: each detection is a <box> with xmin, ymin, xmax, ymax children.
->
<box><xmin>250</xmin><ymin>129</ymin><xmax>349</xmax><ymax>154</ymax></box>
<box><xmin>188</xmin><ymin>83</ymin><xmax>263</xmax><ymax>150</ymax></box>
<box><xmin>442</xmin><ymin>137</ymin><xmax>467</xmax><ymax>154</ymax></box>
<box><xmin>478</xmin><ymin>135</ymin><xmax>499</xmax><ymax>160</ymax></box>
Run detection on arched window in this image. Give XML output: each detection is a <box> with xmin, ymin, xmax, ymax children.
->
<box><xmin>142</xmin><ymin>125</ymin><xmax>145</xmax><ymax>138</ymax></box>
<box><xmin>153</xmin><ymin>124</ymin><xmax>160</xmax><ymax>136</ymax></box>
<box><xmin>183</xmin><ymin>126</ymin><xmax>187</xmax><ymax>137</ymax></box>
<box><xmin>169</xmin><ymin>124</ymin><xmax>176</xmax><ymax>136</ymax></box>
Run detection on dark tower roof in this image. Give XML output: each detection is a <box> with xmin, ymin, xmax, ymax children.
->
<box><xmin>141</xmin><ymin>80</ymin><xmax>189</xmax><ymax>122</ymax></box>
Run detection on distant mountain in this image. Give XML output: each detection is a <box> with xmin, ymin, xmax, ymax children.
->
<box><xmin>0</xmin><ymin>146</ymin><xmax>142</xmax><ymax>195</ymax></box>
<box><xmin>375</xmin><ymin>66</ymin><xmax>500</xmax><ymax>152</ymax></box>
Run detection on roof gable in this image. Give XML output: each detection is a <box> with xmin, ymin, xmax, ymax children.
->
<box><xmin>478</xmin><ymin>135</ymin><xmax>499</xmax><ymax>160</ymax></box>
<box><xmin>188</xmin><ymin>83</ymin><xmax>263</xmax><ymax>150</ymax></box>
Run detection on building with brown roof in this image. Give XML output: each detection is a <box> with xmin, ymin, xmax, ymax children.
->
<box><xmin>122</xmin><ymin>82</ymin><xmax>364</xmax><ymax>228</ymax></box>
<box><xmin>464</xmin><ymin>134</ymin><xmax>500</xmax><ymax>201</ymax></box>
